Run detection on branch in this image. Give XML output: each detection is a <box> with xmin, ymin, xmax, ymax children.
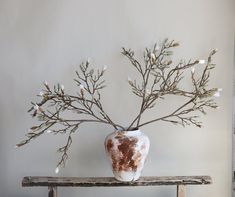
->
<box><xmin>123</xmin><ymin>41</ymin><xmax>218</xmax><ymax>130</ymax></box>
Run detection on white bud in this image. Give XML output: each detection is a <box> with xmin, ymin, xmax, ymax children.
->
<box><xmin>15</xmin><ymin>145</ymin><xmax>19</xmax><ymax>148</ymax></box>
<box><xmin>146</xmin><ymin>89</ymin><xmax>151</xmax><ymax>95</ymax></box>
<box><xmin>47</xmin><ymin>130</ymin><xmax>52</xmax><ymax>134</ymax></box>
<box><xmin>60</xmin><ymin>84</ymin><xmax>64</xmax><ymax>91</ymax></box>
<box><xmin>34</xmin><ymin>104</ymin><xmax>39</xmax><ymax>110</ymax></box>
<box><xmin>39</xmin><ymin>91</ymin><xmax>44</xmax><ymax>96</ymax></box>
<box><xmin>44</xmin><ymin>80</ymin><xmax>48</xmax><ymax>86</ymax></box>
<box><xmin>127</xmin><ymin>76</ymin><xmax>133</xmax><ymax>85</ymax></box>
<box><xmin>218</xmin><ymin>88</ymin><xmax>223</xmax><ymax>92</ymax></box>
<box><xmin>55</xmin><ymin>167</ymin><xmax>59</xmax><ymax>174</ymax></box>
<box><xmin>214</xmin><ymin>91</ymin><xmax>220</xmax><ymax>97</ymax></box>
<box><xmin>150</xmin><ymin>53</ymin><xmax>156</xmax><ymax>60</ymax></box>
<box><xmin>102</xmin><ymin>65</ymin><xmax>108</xmax><ymax>71</ymax></box>
<box><xmin>127</xmin><ymin>76</ymin><xmax>132</xmax><ymax>82</ymax></box>
<box><xmin>79</xmin><ymin>84</ymin><xmax>85</xmax><ymax>90</ymax></box>
<box><xmin>178</xmin><ymin>63</ymin><xmax>183</xmax><ymax>68</ymax></box>
<box><xmin>191</xmin><ymin>67</ymin><xmax>195</xmax><ymax>74</ymax></box>
<box><xmin>155</xmin><ymin>45</ymin><xmax>160</xmax><ymax>51</ymax></box>
<box><xmin>87</xmin><ymin>58</ymin><xmax>91</xmax><ymax>64</ymax></box>
<box><xmin>199</xmin><ymin>60</ymin><xmax>206</xmax><ymax>64</ymax></box>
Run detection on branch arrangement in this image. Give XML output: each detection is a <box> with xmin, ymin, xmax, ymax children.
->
<box><xmin>16</xmin><ymin>39</ymin><xmax>220</xmax><ymax>172</ymax></box>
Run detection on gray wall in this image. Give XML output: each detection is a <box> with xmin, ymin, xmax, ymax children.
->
<box><xmin>0</xmin><ymin>0</ymin><xmax>234</xmax><ymax>197</ymax></box>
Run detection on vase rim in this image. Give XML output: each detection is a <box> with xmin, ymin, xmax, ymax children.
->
<box><xmin>116</xmin><ymin>127</ymin><xmax>139</xmax><ymax>132</ymax></box>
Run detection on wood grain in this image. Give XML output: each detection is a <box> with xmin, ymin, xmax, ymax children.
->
<box><xmin>22</xmin><ymin>176</ymin><xmax>212</xmax><ymax>187</ymax></box>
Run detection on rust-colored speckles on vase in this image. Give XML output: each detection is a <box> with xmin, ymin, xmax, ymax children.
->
<box><xmin>105</xmin><ymin>129</ymin><xmax>150</xmax><ymax>182</ymax></box>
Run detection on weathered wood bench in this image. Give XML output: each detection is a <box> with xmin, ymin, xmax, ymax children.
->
<box><xmin>22</xmin><ymin>176</ymin><xmax>212</xmax><ymax>197</ymax></box>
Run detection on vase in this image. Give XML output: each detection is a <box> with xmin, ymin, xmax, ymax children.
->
<box><xmin>104</xmin><ymin>128</ymin><xmax>150</xmax><ymax>182</ymax></box>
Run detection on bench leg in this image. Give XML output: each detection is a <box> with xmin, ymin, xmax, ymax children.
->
<box><xmin>177</xmin><ymin>185</ymin><xmax>186</xmax><ymax>197</ymax></box>
<box><xmin>48</xmin><ymin>186</ymin><xmax>57</xmax><ymax>197</ymax></box>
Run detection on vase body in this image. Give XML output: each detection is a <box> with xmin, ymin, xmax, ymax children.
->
<box><xmin>105</xmin><ymin>129</ymin><xmax>150</xmax><ymax>182</ymax></box>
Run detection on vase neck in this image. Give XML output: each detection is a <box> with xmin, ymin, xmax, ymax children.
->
<box><xmin>117</xmin><ymin>129</ymin><xmax>141</xmax><ymax>136</ymax></box>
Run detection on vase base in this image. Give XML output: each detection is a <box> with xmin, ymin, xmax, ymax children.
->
<box><xmin>113</xmin><ymin>170</ymin><xmax>141</xmax><ymax>182</ymax></box>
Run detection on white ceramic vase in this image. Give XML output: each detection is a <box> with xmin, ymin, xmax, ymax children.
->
<box><xmin>105</xmin><ymin>129</ymin><xmax>150</xmax><ymax>182</ymax></box>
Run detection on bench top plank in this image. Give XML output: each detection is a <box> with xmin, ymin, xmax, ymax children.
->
<box><xmin>22</xmin><ymin>176</ymin><xmax>212</xmax><ymax>187</ymax></box>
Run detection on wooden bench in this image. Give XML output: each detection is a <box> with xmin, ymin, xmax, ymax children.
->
<box><xmin>22</xmin><ymin>176</ymin><xmax>212</xmax><ymax>197</ymax></box>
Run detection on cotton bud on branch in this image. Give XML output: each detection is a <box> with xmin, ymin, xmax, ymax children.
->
<box><xmin>60</xmin><ymin>84</ymin><xmax>65</xmax><ymax>91</ymax></box>
<box><xmin>191</xmin><ymin>67</ymin><xmax>195</xmax><ymax>74</ymax></box>
<box><xmin>127</xmin><ymin>76</ymin><xmax>133</xmax><ymax>85</ymax></box>
<box><xmin>146</xmin><ymin>89</ymin><xmax>151</xmax><ymax>95</ymax></box>
<box><xmin>44</xmin><ymin>80</ymin><xmax>48</xmax><ymax>86</ymax></box>
<box><xmin>38</xmin><ymin>91</ymin><xmax>44</xmax><ymax>96</ymax></box>
<box><xmin>34</xmin><ymin>104</ymin><xmax>39</xmax><ymax>110</ymax></box>
<box><xmin>55</xmin><ymin>167</ymin><xmax>59</xmax><ymax>174</ymax></box>
<box><xmin>155</xmin><ymin>45</ymin><xmax>160</xmax><ymax>50</ymax></box>
<box><xmin>214</xmin><ymin>91</ymin><xmax>220</xmax><ymax>97</ymax></box>
<box><xmin>163</xmin><ymin>60</ymin><xmax>172</xmax><ymax>65</ymax></box>
<box><xmin>79</xmin><ymin>84</ymin><xmax>85</xmax><ymax>95</ymax></box>
<box><xmin>150</xmin><ymin>53</ymin><xmax>157</xmax><ymax>64</ymax></box>
<box><xmin>43</xmin><ymin>80</ymin><xmax>50</xmax><ymax>91</ymax></box>
<box><xmin>199</xmin><ymin>60</ymin><xmax>206</xmax><ymax>64</ymax></box>
<box><xmin>214</xmin><ymin>88</ymin><xmax>222</xmax><ymax>97</ymax></box>
<box><xmin>150</xmin><ymin>53</ymin><xmax>156</xmax><ymax>60</ymax></box>
<box><xmin>102</xmin><ymin>65</ymin><xmax>108</xmax><ymax>71</ymax></box>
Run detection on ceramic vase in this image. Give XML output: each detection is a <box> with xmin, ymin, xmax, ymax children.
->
<box><xmin>105</xmin><ymin>129</ymin><xmax>150</xmax><ymax>182</ymax></box>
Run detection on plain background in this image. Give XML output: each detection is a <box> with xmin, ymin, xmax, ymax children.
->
<box><xmin>0</xmin><ymin>0</ymin><xmax>235</xmax><ymax>197</ymax></box>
